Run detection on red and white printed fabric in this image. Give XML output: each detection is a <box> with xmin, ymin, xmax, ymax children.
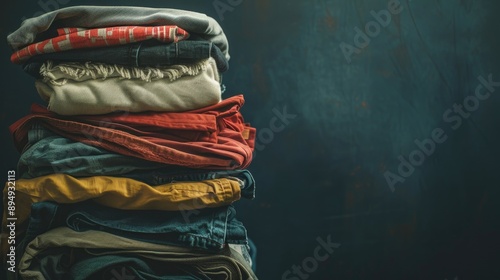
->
<box><xmin>11</xmin><ymin>25</ymin><xmax>189</xmax><ymax>64</ymax></box>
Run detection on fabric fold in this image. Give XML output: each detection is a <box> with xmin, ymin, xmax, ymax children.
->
<box><xmin>1</xmin><ymin>173</ymin><xmax>242</xmax><ymax>235</ymax></box>
<box><xmin>17</xmin><ymin>126</ymin><xmax>257</xmax><ymax>199</ymax></box>
<box><xmin>11</xmin><ymin>25</ymin><xmax>190</xmax><ymax>64</ymax></box>
<box><xmin>17</xmin><ymin>201</ymin><xmax>248</xmax><ymax>256</ymax></box>
<box><xmin>7</xmin><ymin>5</ymin><xmax>230</xmax><ymax>61</ymax></box>
<box><xmin>19</xmin><ymin>227</ymin><xmax>257</xmax><ymax>280</ymax></box>
<box><xmin>39</xmin><ymin>59</ymin><xmax>211</xmax><ymax>83</ymax></box>
<box><xmin>34</xmin><ymin>57</ymin><xmax>222</xmax><ymax>115</ymax></box>
<box><xmin>22</xmin><ymin>40</ymin><xmax>229</xmax><ymax>75</ymax></box>
<box><xmin>9</xmin><ymin>95</ymin><xmax>255</xmax><ymax>169</ymax></box>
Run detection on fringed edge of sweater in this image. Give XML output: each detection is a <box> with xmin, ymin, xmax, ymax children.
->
<box><xmin>40</xmin><ymin>59</ymin><xmax>210</xmax><ymax>85</ymax></box>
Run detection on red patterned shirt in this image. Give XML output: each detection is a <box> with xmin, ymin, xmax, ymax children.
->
<box><xmin>11</xmin><ymin>25</ymin><xmax>189</xmax><ymax>64</ymax></box>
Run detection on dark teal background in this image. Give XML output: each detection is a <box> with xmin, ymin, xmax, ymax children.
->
<box><xmin>1</xmin><ymin>1</ymin><xmax>500</xmax><ymax>279</ymax></box>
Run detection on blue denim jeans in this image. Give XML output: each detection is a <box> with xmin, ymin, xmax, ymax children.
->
<box><xmin>18</xmin><ymin>201</ymin><xmax>249</xmax><ymax>259</ymax></box>
<box><xmin>23</xmin><ymin>39</ymin><xmax>229</xmax><ymax>77</ymax></box>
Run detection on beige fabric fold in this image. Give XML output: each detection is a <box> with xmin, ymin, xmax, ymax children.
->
<box><xmin>35</xmin><ymin>57</ymin><xmax>222</xmax><ymax>115</ymax></box>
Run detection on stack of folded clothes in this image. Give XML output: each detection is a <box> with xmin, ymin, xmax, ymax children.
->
<box><xmin>3</xmin><ymin>5</ymin><xmax>258</xmax><ymax>280</ymax></box>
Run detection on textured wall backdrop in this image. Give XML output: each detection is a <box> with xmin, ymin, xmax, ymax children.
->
<box><xmin>1</xmin><ymin>1</ymin><xmax>500</xmax><ymax>279</ymax></box>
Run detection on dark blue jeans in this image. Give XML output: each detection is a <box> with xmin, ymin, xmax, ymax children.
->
<box><xmin>23</xmin><ymin>39</ymin><xmax>229</xmax><ymax>78</ymax></box>
<box><xmin>18</xmin><ymin>201</ymin><xmax>249</xmax><ymax>259</ymax></box>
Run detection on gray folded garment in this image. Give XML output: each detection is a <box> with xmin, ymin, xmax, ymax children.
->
<box><xmin>7</xmin><ymin>5</ymin><xmax>229</xmax><ymax>61</ymax></box>
<box><xmin>19</xmin><ymin>227</ymin><xmax>258</xmax><ymax>280</ymax></box>
<box><xmin>35</xmin><ymin>58</ymin><xmax>222</xmax><ymax>115</ymax></box>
